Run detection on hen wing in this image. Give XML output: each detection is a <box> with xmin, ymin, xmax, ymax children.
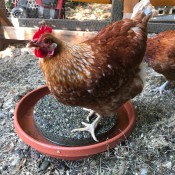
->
<box><xmin>85</xmin><ymin>18</ymin><xmax>147</xmax><ymax>69</ymax></box>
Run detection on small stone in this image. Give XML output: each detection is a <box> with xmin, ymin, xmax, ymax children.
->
<box><xmin>38</xmin><ymin>159</ymin><xmax>50</xmax><ymax>172</ymax></box>
<box><xmin>23</xmin><ymin>51</ymin><xmax>29</xmax><ymax>55</ymax></box>
<box><xmin>58</xmin><ymin>169</ymin><xmax>65</xmax><ymax>175</ymax></box>
<box><xmin>18</xmin><ymin>141</ymin><xmax>29</xmax><ymax>150</ymax></box>
<box><xmin>162</xmin><ymin>161</ymin><xmax>172</xmax><ymax>169</ymax></box>
<box><xmin>140</xmin><ymin>168</ymin><xmax>148</xmax><ymax>175</ymax></box>
<box><xmin>0</xmin><ymin>98</ymin><xmax>4</xmax><ymax>107</ymax></box>
<box><xmin>9</xmin><ymin>108</ymin><xmax>14</xmax><ymax>114</ymax></box>
<box><xmin>30</xmin><ymin>149</ymin><xmax>40</xmax><ymax>159</ymax></box>
<box><xmin>0</xmin><ymin>112</ymin><xmax>5</xmax><ymax>118</ymax></box>
<box><xmin>2</xmin><ymin>165</ymin><xmax>8</xmax><ymax>171</ymax></box>
<box><xmin>90</xmin><ymin>160</ymin><xmax>96</xmax><ymax>167</ymax></box>
<box><xmin>1</xmin><ymin>142</ymin><xmax>14</xmax><ymax>153</ymax></box>
<box><xmin>10</xmin><ymin>155</ymin><xmax>21</xmax><ymax>166</ymax></box>
<box><xmin>53</xmin><ymin>169</ymin><xmax>60</xmax><ymax>175</ymax></box>
<box><xmin>3</xmin><ymin>98</ymin><xmax>14</xmax><ymax>109</ymax></box>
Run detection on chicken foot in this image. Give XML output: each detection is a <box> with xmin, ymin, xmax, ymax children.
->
<box><xmin>153</xmin><ymin>81</ymin><xmax>169</xmax><ymax>95</ymax></box>
<box><xmin>71</xmin><ymin>112</ymin><xmax>102</xmax><ymax>142</ymax></box>
<box><xmin>83</xmin><ymin>108</ymin><xmax>95</xmax><ymax>122</ymax></box>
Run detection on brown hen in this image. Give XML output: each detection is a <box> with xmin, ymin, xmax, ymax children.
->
<box><xmin>27</xmin><ymin>0</ymin><xmax>156</xmax><ymax>141</ymax></box>
<box><xmin>145</xmin><ymin>30</ymin><xmax>175</xmax><ymax>95</ymax></box>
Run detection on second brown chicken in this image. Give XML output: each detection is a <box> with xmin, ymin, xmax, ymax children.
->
<box><xmin>145</xmin><ymin>30</ymin><xmax>175</xmax><ymax>95</ymax></box>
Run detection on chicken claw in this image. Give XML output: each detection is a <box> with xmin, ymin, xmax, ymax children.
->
<box><xmin>71</xmin><ymin>114</ymin><xmax>102</xmax><ymax>142</ymax></box>
<box><xmin>153</xmin><ymin>81</ymin><xmax>169</xmax><ymax>95</ymax></box>
<box><xmin>83</xmin><ymin>108</ymin><xmax>95</xmax><ymax>122</ymax></box>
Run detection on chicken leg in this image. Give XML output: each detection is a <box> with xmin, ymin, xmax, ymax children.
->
<box><xmin>71</xmin><ymin>111</ymin><xmax>102</xmax><ymax>142</ymax></box>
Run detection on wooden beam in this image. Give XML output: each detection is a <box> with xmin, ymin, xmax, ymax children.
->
<box><xmin>0</xmin><ymin>26</ymin><xmax>97</xmax><ymax>43</ymax></box>
<box><xmin>0</xmin><ymin>9</ymin><xmax>13</xmax><ymax>50</ymax></box>
<box><xmin>123</xmin><ymin>0</ymin><xmax>139</xmax><ymax>19</ymax></box>
<box><xmin>9</xmin><ymin>18</ymin><xmax>110</xmax><ymax>31</ymax></box>
<box><xmin>150</xmin><ymin>0</ymin><xmax>175</xmax><ymax>6</ymax></box>
<box><xmin>0</xmin><ymin>10</ymin><xmax>13</xmax><ymax>26</ymax></box>
<box><xmin>123</xmin><ymin>0</ymin><xmax>139</xmax><ymax>13</ymax></box>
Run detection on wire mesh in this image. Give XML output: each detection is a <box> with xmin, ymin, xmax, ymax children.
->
<box><xmin>3</xmin><ymin>0</ymin><xmax>38</xmax><ymax>18</ymax></box>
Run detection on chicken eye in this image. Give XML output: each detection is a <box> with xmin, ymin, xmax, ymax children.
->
<box><xmin>44</xmin><ymin>38</ymin><xmax>51</xmax><ymax>44</ymax></box>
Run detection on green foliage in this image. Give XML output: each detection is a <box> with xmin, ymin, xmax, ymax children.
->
<box><xmin>5</xmin><ymin>0</ymin><xmax>13</xmax><ymax>10</ymax></box>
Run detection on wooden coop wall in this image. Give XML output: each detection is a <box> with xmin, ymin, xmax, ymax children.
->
<box><xmin>0</xmin><ymin>0</ymin><xmax>175</xmax><ymax>40</ymax></box>
<box><xmin>151</xmin><ymin>0</ymin><xmax>175</xmax><ymax>6</ymax></box>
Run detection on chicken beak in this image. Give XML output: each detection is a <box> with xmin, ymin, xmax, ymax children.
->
<box><xmin>27</xmin><ymin>40</ymin><xmax>40</xmax><ymax>48</ymax></box>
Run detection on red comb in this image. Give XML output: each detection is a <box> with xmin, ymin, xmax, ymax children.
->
<box><xmin>32</xmin><ymin>25</ymin><xmax>52</xmax><ymax>40</ymax></box>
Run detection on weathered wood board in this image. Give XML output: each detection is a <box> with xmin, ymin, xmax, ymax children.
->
<box><xmin>0</xmin><ymin>26</ymin><xmax>97</xmax><ymax>43</ymax></box>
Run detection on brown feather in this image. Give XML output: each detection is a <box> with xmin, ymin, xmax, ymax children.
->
<box><xmin>145</xmin><ymin>30</ymin><xmax>175</xmax><ymax>80</ymax></box>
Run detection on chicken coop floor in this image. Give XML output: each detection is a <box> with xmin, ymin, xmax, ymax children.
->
<box><xmin>1</xmin><ymin>2</ymin><xmax>175</xmax><ymax>174</ymax></box>
<box><xmin>0</xmin><ymin>37</ymin><xmax>175</xmax><ymax>174</ymax></box>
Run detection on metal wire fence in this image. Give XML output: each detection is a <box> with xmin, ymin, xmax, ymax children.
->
<box><xmin>1</xmin><ymin>0</ymin><xmax>175</xmax><ymax>19</ymax></box>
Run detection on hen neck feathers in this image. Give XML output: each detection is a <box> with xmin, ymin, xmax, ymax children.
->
<box><xmin>39</xmin><ymin>42</ymin><xmax>96</xmax><ymax>87</ymax></box>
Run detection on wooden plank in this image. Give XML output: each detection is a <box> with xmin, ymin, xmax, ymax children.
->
<box><xmin>0</xmin><ymin>10</ymin><xmax>13</xmax><ymax>26</ymax></box>
<box><xmin>150</xmin><ymin>0</ymin><xmax>175</xmax><ymax>6</ymax></box>
<box><xmin>0</xmin><ymin>9</ymin><xmax>13</xmax><ymax>51</ymax></box>
<box><xmin>0</xmin><ymin>26</ymin><xmax>97</xmax><ymax>43</ymax></box>
<box><xmin>9</xmin><ymin>18</ymin><xmax>110</xmax><ymax>32</ymax></box>
<box><xmin>124</xmin><ymin>0</ymin><xmax>139</xmax><ymax>13</ymax></box>
<box><xmin>123</xmin><ymin>0</ymin><xmax>139</xmax><ymax>19</ymax></box>
<box><xmin>1</xmin><ymin>21</ymin><xmax>175</xmax><ymax>42</ymax></box>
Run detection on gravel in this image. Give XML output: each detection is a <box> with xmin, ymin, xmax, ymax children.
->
<box><xmin>0</xmin><ymin>18</ymin><xmax>175</xmax><ymax>174</ymax></box>
<box><xmin>34</xmin><ymin>94</ymin><xmax>118</xmax><ymax>146</ymax></box>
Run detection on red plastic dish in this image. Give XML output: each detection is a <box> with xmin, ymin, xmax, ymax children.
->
<box><xmin>14</xmin><ymin>86</ymin><xmax>136</xmax><ymax>160</ymax></box>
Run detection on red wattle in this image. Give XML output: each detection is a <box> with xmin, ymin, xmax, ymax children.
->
<box><xmin>34</xmin><ymin>49</ymin><xmax>47</xmax><ymax>58</ymax></box>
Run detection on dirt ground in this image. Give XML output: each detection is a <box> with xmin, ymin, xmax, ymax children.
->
<box><xmin>0</xmin><ymin>40</ymin><xmax>175</xmax><ymax>175</ymax></box>
<box><xmin>0</xmin><ymin>3</ymin><xmax>175</xmax><ymax>175</ymax></box>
